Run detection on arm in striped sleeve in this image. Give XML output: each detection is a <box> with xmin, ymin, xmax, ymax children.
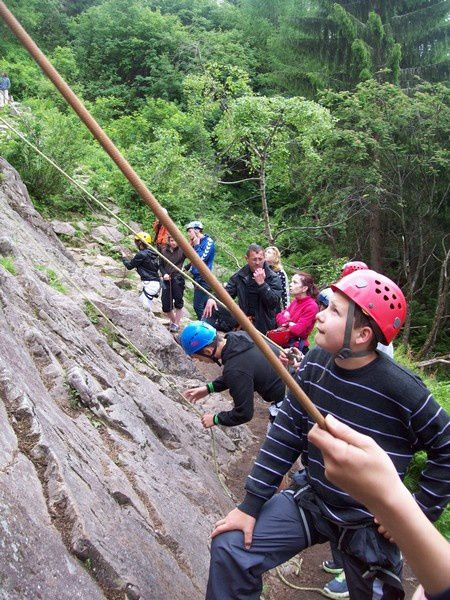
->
<box><xmin>238</xmin><ymin>395</ymin><xmax>307</xmax><ymax>518</ymax></box>
<box><xmin>411</xmin><ymin>392</ymin><xmax>450</xmax><ymax>521</ymax></box>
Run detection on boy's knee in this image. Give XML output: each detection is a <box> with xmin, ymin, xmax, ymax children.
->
<box><xmin>211</xmin><ymin>530</ymin><xmax>243</xmax><ymax>562</ymax></box>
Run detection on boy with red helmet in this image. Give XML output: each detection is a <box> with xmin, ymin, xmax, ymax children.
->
<box><xmin>206</xmin><ymin>270</ymin><xmax>450</xmax><ymax>600</ymax></box>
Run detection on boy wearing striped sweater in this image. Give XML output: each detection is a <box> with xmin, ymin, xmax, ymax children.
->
<box><xmin>206</xmin><ymin>270</ymin><xmax>450</xmax><ymax>600</ymax></box>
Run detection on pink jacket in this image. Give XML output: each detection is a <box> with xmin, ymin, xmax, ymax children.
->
<box><xmin>275</xmin><ymin>295</ymin><xmax>319</xmax><ymax>346</ymax></box>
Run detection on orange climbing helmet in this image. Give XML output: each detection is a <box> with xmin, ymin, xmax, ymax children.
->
<box><xmin>332</xmin><ymin>269</ymin><xmax>407</xmax><ymax>345</ymax></box>
<box><xmin>341</xmin><ymin>261</ymin><xmax>369</xmax><ymax>278</ymax></box>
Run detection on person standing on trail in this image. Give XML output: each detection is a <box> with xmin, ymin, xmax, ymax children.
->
<box><xmin>264</xmin><ymin>246</ymin><xmax>289</xmax><ymax>310</ymax></box>
<box><xmin>180</xmin><ymin>321</ymin><xmax>286</xmax><ymax>428</ymax></box>
<box><xmin>185</xmin><ymin>221</ymin><xmax>216</xmax><ymax>320</ymax></box>
<box><xmin>203</xmin><ymin>244</ymin><xmax>282</xmax><ymax>335</ymax></box>
<box><xmin>205</xmin><ymin>269</ymin><xmax>450</xmax><ymax>600</ymax></box>
<box><xmin>159</xmin><ymin>235</ymin><xmax>186</xmax><ymax>333</ymax></box>
<box><xmin>0</xmin><ymin>73</ymin><xmax>11</xmax><ymax>107</ymax></box>
<box><xmin>121</xmin><ymin>232</ymin><xmax>160</xmax><ymax>312</ymax></box>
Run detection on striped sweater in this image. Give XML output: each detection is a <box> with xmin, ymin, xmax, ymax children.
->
<box><xmin>239</xmin><ymin>346</ymin><xmax>450</xmax><ymax>525</ymax></box>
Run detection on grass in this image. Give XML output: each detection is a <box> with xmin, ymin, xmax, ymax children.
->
<box><xmin>101</xmin><ymin>325</ymin><xmax>120</xmax><ymax>347</ymax></box>
<box><xmin>0</xmin><ymin>255</ymin><xmax>17</xmax><ymax>275</ymax></box>
<box><xmin>35</xmin><ymin>264</ymin><xmax>68</xmax><ymax>294</ymax></box>
<box><xmin>84</xmin><ymin>300</ymin><xmax>100</xmax><ymax>325</ymax></box>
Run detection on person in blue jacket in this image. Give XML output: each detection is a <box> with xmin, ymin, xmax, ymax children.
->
<box><xmin>185</xmin><ymin>221</ymin><xmax>216</xmax><ymax>319</ymax></box>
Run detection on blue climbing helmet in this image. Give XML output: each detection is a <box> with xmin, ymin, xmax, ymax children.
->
<box><xmin>180</xmin><ymin>321</ymin><xmax>217</xmax><ymax>356</ymax></box>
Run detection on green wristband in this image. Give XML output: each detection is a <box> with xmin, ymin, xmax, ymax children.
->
<box><xmin>213</xmin><ymin>414</ymin><xmax>219</xmax><ymax>426</ymax></box>
<box><xmin>207</xmin><ymin>382</ymin><xmax>215</xmax><ymax>394</ymax></box>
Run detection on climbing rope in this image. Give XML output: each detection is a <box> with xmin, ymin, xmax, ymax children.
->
<box><xmin>275</xmin><ymin>565</ymin><xmax>324</xmax><ymax>594</ymax></box>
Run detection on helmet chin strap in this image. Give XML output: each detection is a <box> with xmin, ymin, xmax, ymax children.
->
<box><xmin>197</xmin><ymin>337</ymin><xmax>222</xmax><ymax>366</ymax></box>
<box><xmin>336</xmin><ymin>300</ymin><xmax>373</xmax><ymax>360</ymax></box>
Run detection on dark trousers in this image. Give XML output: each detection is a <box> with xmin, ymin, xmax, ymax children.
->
<box><xmin>193</xmin><ymin>276</ymin><xmax>210</xmax><ymax>320</ymax></box>
<box><xmin>206</xmin><ymin>491</ymin><xmax>404</xmax><ymax>600</ymax></box>
<box><xmin>161</xmin><ymin>275</ymin><xmax>185</xmax><ymax>313</ymax></box>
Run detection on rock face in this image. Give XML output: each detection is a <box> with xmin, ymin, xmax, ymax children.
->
<box><xmin>0</xmin><ymin>158</ymin><xmax>249</xmax><ymax>599</ymax></box>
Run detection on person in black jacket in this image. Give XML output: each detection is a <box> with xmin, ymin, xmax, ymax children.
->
<box><xmin>121</xmin><ymin>232</ymin><xmax>161</xmax><ymax>311</ymax></box>
<box><xmin>159</xmin><ymin>235</ymin><xmax>186</xmax><ymax>332</ymax></box>
<box><xmin>203</xmin><ymin>243</ymin><xmax>282</xmax><ymax>334</ymax></box>
<box><xmin>180</xmin><ymin>321</ymin><xmax>286</xmax><ymax>428</ymax></box>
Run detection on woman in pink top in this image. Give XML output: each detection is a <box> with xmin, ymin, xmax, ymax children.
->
<box><xmin>275</xmin><ymin>271</ymin><xmax>319</xmax><ymax>351</ymax></box>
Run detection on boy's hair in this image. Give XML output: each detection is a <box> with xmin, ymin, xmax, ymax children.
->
<box><xmin>353</xmin><ymin>305</ymin><xmax>383</xmax><ymax>351</ymax></box>
<box><xmin>203</xmin><ymin>332</ymin><xmax>223</xmax><ymax>350</ymax></box>
<box><xmin>246</xmin><ymin>243</ymin><xmax>264</xmax><ymax>256</ymax></box>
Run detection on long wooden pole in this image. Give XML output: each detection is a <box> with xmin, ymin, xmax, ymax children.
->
<box><xmin>0</xmin><ymin>1</ymin><xmax>326</xmax><ymax>428</ymax></box>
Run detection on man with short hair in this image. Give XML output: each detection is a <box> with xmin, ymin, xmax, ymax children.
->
<box><xmin>185</xmin><ymin>221</ymin><xmax>216</xmax><ymax>319</ymax></box>
<box><xmin>203</xmin><ymin>243</ymin><xmax>282</xmax><ymax>334</ymax></box>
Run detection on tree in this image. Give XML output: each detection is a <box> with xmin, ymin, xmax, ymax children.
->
<box><xmin>265</xmin><ymin>0</ymin><xmax>449</xmax><ymax>96</ymax></box>
<box><xmin>214</xmin><ymin>95</ymin><xmax>333</xmax><ymax>243</ymax></box>
<box><xmin>295</xmin><ymin>80</ymin><xmax>449</xmax><ymax>352</ymax></box>
<box><xmin>71</xmin><ymin>0</ymin><xmax>194</xmax><ymax>104</ymax></box>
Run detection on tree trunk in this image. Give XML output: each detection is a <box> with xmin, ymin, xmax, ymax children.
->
<box><xmin>259</xmin><ymin>160</ymin><xmax>273</xmax><ymax>244</ymax></box>
<box><xmin>417</xmin><ymin>249</ymin><xmax>449</xmax><ymax>358</ymax></box>
<box><xmin>369</xmin><ymin>203</ymin><xmax>382</xmax><ymax>271</ymax></box>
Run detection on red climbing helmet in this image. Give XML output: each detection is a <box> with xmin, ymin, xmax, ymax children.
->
<box><xmin>341</xmin><ymin>261</ymin><xmax>369</xmax><ymax>278</ymax></box>
<box><xmin>331</xmin><ymin>269</ymin><xmax>407</xmax><ymax>344</ymax></box>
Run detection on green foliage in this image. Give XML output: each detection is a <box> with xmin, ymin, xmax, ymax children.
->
<box><xmin>71</xmin><ymin>0</ymin><xmax>195</xmax><ymax>104</ymax></box>
<box><xmin>0</xmin><ymin>106</ymin><xmax>98</xmax><ymax>215</ymax></box>
<box><xmin>83</xmin><ymin>300</ymin><xmax>100</xmax><ymax>325</ymax></box>
<box><xmin>260</xmin><ymin>0</ymin><xmax>449</xmax><ymax>96</ymax></box>
<box><xmin>0</xmin><ymin>256</ymin><xmax>17</xmax><ymax>275</ymax></box>
<box><xmin>215</xmin><ymin>95</ymin><xmax>334</xmax><ymax>218</ymax></box>
<box><xmin>35</xmin><ymin>264</ymin><xmax>68</xmax><ymax>294</ymax></box>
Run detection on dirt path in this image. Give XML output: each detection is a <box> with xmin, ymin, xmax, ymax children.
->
<box><xmin>195</xmin><ymin>362</ymin><xmax>418</xmax><ymax>598</ymax></box>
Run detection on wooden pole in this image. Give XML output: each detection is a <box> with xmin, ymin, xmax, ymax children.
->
<box><xmin>0</xmin><ymin>1</ymin><xmax>326</xmax><ymax>428</ymax></box>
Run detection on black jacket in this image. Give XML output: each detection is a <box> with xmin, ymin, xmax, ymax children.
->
<box><xmin>225</xmin><ymin>263</ymin><xmax>282</xmax><ymax>334</ymax></box>
<box><xmin>211</xmin><ymin>332</ymin><xmax>285</xmax><ymax>427</ymax></box>
<box><xmin>122</xmin><ymin>249</ymin><xmax>160</xmax><ymax>281</ymax></box>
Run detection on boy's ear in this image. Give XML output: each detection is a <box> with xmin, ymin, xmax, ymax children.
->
<box><xmin>355</xmin><ymin>325</ymin><xmax>374</xmax><ymax>346</ymax></box>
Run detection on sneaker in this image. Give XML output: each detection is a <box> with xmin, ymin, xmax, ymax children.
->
<box><xmin>322</xmin><ymin>572</ymin><xmax>349</xmax><ymax>599</ymax></box>
<box><xmin>322</xmin><ymin>560</ymin><xmax>344</xmax><ymax>575</ymax></box>
<box><xmin>169</xmin><ymin>323</ymin><xmax>180</xmax><ymax>332</ymax></box>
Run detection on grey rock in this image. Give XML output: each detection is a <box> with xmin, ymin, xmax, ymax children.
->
<box><xmin>0</xmin><ymin>236</ymin><xmax>17</xmax><ymax>256</ymax></box>
<box><xmin>51</xmin><ymin>220</ymin><xmax>77</xmax><ymax>236</ymax></box>
<box><xmin>0</xmin><ymin>158</ymin><xmax>241</xmax><ymax>600</ymax></box>
<box><xmin>90</xmin><ymin>225</ymin><xmax>124</xmax><ymax>244</ymax></box>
